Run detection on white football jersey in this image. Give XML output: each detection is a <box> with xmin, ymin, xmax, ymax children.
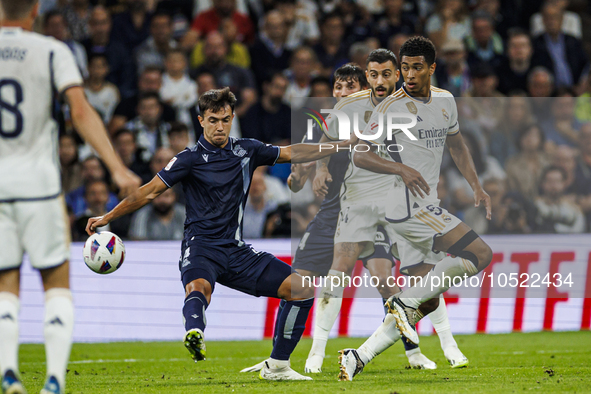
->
<box><xmin>324</xmin><ymin>89</ymin><xmax>397</xmax><ymax>205</ymax></box>
<box><xmin>362</xmin><ymin>86</ymin><xmax>460</xmax><ymax>221</ymax></box>
<box><xmin>0</xmin><ymin>27</ymin><xmax>83</xmax><ymax>201</ymax></box>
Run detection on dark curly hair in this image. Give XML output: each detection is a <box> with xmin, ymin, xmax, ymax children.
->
<box><xmin>366</xmin><ymin>48</ymin><xmax>398</xmax><ymax>68</ymax></box>
<box><xmin>399</xmin><ymin>36</ymin><xmax>437</xmax><ymax>65</ymax></box>
<box><xmin>333</xmin><ymin>63</ymin><xmax>368</xmax><ymax>89</ymax></box>
<box><xmin>198</xmin><ymin>87</ymin><xmax>237</xmax><ymax>115</ymax></box>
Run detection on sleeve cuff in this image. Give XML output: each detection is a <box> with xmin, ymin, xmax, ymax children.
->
<box><xmin>272</xmin><ymin>146</ymin><xmax>281</xmax><ymax>165</ymax></box>
<box><xmin>157</xmin><ymin>173</ymin><xmax>172</xmax><ymax>188</ymax></box>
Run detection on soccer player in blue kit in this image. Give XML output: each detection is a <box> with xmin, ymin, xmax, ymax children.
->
<box><xmin>86</xmin><ymin>87</ymin><xmax>357</xmax><ymax>381</ymax></box>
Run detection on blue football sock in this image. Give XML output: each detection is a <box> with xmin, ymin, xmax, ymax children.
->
<box><xmin>271</xmin><ymin>298</ymin><xmax>313</xmax><ymax>361</ymax></box>
<box><xmin>183</xmin><ymin>291</ymin><xmax>208</xmax><ymax>332</ymax></box>
<box><xmin>272</xmin><ymin>299</ymin><xmax>287</xmax><ymax>346</ymax></box>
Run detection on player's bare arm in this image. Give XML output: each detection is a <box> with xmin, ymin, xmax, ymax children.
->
<box><xmin>276</xmin><ymin>134</ymin><xmax>358</xmax><ymax>164</ymax></box>
<box><xmin>288</xmin><ymin>162</ymin><xmax>316</xmax><ymax>192</ymax></box>
<box><xmin>65</xmin><ymin>87</ymin><xmax>141</xmax><ymax>197</ymax></box>
<box><xmin>313</xmin><ymin>134</ymin><xmax>334</xmax><ymax>197</ymax></box>
<box><xmin>446</xmin><ymin>132</ymin><xmax>492</xmax><ymax>219</ymax></box>
<box><xmin>353</xmin><ymin>143</ymin><xmax>430</xmax><ymax>198</ymax></box>
<box><xmin>86</xmin><ymin>176</ymin><xmax>168</xmax><ymax>234</ymax></box>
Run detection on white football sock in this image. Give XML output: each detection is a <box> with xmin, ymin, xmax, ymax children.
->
<box><xmin>428</xmin><ymin>295</ymin><xmax>458</xmax><ymax>350</ymax></box>
<box><xmin>0</xmin><ymin>292</ymin><xmax>20</xmax><ymax>376</ymax></box>
<box><xmin>400</xmin><ymin>256</ymin><xmax>478</xmax><ymax>308</ymax></box>
<box><xmin>308</xmin><ymin>270</ymin><xmax>347</xmax><ymax>357</ymax></box>
<box><xmin>44</xmin><ymin>288</ymin><xmax>74</xmax><ymax>390</ymax></box>
<box><xmin>357</xmin><ymin>313</ymin><xmax>401</xmax><ymax>365</ymax></box>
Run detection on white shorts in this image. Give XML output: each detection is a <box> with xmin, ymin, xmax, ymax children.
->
<box><xmin>386</xmin><ymin>204</ymin><xmax>462</xmax><ymax>275</ymax></box>
<box><xmin>334</xmin><ymin>202</ymin><xmax>389</xmax><ymax>258</ymax></box>
<box><xmin>0</xmin><ymin>196</ymin><xmax>70</xmax><ymax>271</ymax></box>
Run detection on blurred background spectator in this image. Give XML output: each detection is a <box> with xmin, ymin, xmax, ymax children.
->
<box><xmin>129</xmin><ymin>188</ymin><xmax>185</xmax><ymax>240</ymax></box>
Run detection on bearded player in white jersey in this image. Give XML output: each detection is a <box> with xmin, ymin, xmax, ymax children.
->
<box><xmin>305</xmin><ymin>49</ymin><xmax>468</xmax><ymax>374</ymax></box>
<box><xmin>0</xmin><ymin>1</ymin><xmax>140</xmax><ymax>393</ymax></box>
<box><xmin>338</xmin><ymin>36</ymin><xmax>493</xmax><ymax>381</ymax></box>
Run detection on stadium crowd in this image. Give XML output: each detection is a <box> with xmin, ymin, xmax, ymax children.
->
<box><xmin>44</xmin><ymin>0</ymin><xmax>591</xmax><ymax>239</ymax></box>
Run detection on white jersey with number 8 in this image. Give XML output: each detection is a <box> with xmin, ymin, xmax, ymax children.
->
<box><xmin>0</xmin><ymin>27</ymin><xmax>83</xmax><ymax>201</ymax></box>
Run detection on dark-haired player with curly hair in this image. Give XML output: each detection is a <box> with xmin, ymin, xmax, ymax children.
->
<box><xmin>338</xmin><ymin>36</ymin><xmax>493</xmax><ymax>380</ymax></box>
<box><xmin>86</xmin><ymin>87</ymin><xmax>357</xmax><ymax>381</ymax></box>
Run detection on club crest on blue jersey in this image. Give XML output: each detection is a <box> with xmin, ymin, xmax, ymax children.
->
<box><xmin>233</xmin><ymin>144</ymin><xmax>247</xmax><ymax>157</ymax></box>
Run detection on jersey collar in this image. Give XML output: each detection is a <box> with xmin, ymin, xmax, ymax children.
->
<box><xmin>0</xmin><ymin>27</ymin><xmax>23</xmax><ymax>35</ymax></box>
<box><xmin>198</xmin><ymin>135</ymin><xmax>233</xmax><ymax>152</ymax></box>
<box><xmin>402</xmin><ymin>83</ymin><xmax>432</xmax><ymax>104</ymax></box>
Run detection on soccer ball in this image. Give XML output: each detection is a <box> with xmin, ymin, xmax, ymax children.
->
<box><xmin>83</xmin><ymin>231</ymin><xmax>125</xmax><ymax>274</ymax></box>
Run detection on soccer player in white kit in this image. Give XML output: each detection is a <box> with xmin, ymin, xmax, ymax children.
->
<box><xmin>0</xmin><ymin>1</ymin><xmax>140</xmax><ymax>393</ymax></box>
<box><xmin>338</xmin><ymin>36</ymin><xmax>493</xmax><ymax>381</ymax></box>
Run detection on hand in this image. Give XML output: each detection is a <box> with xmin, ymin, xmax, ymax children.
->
<box><xmin>112</xmin><ymin>168</ymin><xmax>141</xmax><ymax>198</ymax></box>
<box><xmin>336</xmin><ymin>133</ymin><xmax>359</xmax><ymax>150</ymax></box>
<box><xmin>474</xmin><ymin>187</ymin><xmax>492</xmax><ymax>220</ymax></box>
<box><xmin>397</xmin><ymin>164</ymin><xmax>430</xmax><ymax>198</ymax></box>
<box><xmin>313</xmin><ymin>167</ymin><xmax>332</xmax><ymax>197</ymax></box>
<box><xmin>86</xmin><ymin>215</ymin><xmax>110</xmax><ymax>235</ymax></box>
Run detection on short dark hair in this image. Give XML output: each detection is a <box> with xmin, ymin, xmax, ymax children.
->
<box><xmin>507</xmin><ymin>27</ymin><xmax>530</xmax><ymax>41</ymax></box>
<box><xmin>366</xmin><ymin>48</ymin><xmax>398</xmax><ymax>68</ymax></box>
<box><xmin>169</xmin><ymin>122</ymin><xmax>189</xmax><ymax>136</ymax></box>
<box><xmin>310</xmin><ymin>76</ymin><xmax>332</xmax><ymax>89</ymax></box>
<box><xmin>141</xmin><ymin>66</ymin><xmax>164</xmax><ymax>76</ymax></box>
<box><xmin>333</xmin><ymin>63</ymin><xmax>368</xmax><ymax>89</ymax></box>
<box><xmin>84</xmin><ymin>179</ymin><xmax>109</xmax><ymax>197</ymax></box>
<box><xmin>542</xmin><ymin>165</ymin><xmax>567</xmax><ymax>182</ymax></box>
<box><xmin>1</xmin><ymin>0</ymin><xmax>37</xmax><ymax>19</ymax></box>
<box><xmin>138</xmin><ymin>91</ymin><xmax>161</xmax><ymax>104</ymax></box>
<box><xmin>198</xmin><ymin>87</ymin><xmax>236</xmax><ymax>115</ymax></box>
<box><xmin>151</xmin><ymin>11</ymin><xmax>172</xmax><ymax>23</ymax></box>
<box><xmin>113</xmin><ymin>128</ymin><xmax>136</xmax><ymax>142</ymax></box>
<box><xmin>516</xmin><ymin>123</ymin><xmax>545</xmax><ymax>152</ymax></box>
<box><xmin>43</xmin><ymin>9</ymin><xmax>65</xmax><ymax>28</ymax></box>
<box><xmin>399</xmin><ymin>36</ymin><xmax>437</xmax><ymax>65</ymax></box>
<box><xmin>88</xmin><ymin>53</ymin><xmax>108</xmax><ymax>65</ymax></box>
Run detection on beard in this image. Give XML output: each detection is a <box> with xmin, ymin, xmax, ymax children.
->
<box><xmin>153</xmin><ymin>203</ymin><xmax>173</xmax><ymax>216</ymax></box>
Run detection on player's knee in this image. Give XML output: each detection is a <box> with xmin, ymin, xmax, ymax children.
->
<box><xmin>184</xmin><ymin>279</ymin><xmax>212</xmax><ymax>299</ymax></box>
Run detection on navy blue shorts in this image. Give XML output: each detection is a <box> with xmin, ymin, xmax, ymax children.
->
<box><xmin>292</xmin><ymin>218</ymin><xmax>336</xmax><ymax>276</ymax></box>
<box><xmin>179</xmin><ymin>239</ymin><xmax>292</xmax><ymax>298</ymax></box>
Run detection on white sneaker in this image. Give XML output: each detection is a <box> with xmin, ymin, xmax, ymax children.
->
<box><xmin>259</xmin><ymin>359</ymin><xmax>312</xmax><ymax>381</ymax></box>
<box><xmin>304</xmin><ymin>353</ymin><xmax>324</xmax><ymax>373</ymax></box>
<box><xmin>444</xmin><ymin>346</ymin><xmax>469</xmax><ymax>368</ymax></box>
<box><xmin>337</xmin><ymin>349</ymin><xmax>364</xmax><ymax>381</ymax></box>
<box><xmin>385</xmin><ymin>296</ymin><xmax>420</xmax><ymax>345</ymax></box>
<box><xmin>240</xmin><ymin>359</ymin><xmax>268</xmax><ymax>373</ymax></box>
<box><xmin>408</xmin><ymin>352</ymin><xmax>437</xmax><ymax>370</ymax></box>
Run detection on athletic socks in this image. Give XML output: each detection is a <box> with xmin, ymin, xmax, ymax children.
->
<box><xmin>357</xmin><ymin>313</ymin><xmax>401</xmax><ymax>365</ymax></box>
<box><xmin>271</xmin><ymin>298</ymin><xmax>314</xmax><ymax>361</ymax></box>
<box><xmin>183</xmin><ymin>291</ymin><xmax>208</xmax><ymax>332</ymax></box>
<box><xmin>273</xmin><ymin>300</ymin><xmax>287</xmax><ymax>346</ymax></box>
<box><xmin>0</xmin><ymin>292</ymin><xmax>20</xmax><ymax>377</ymax></box>
<box><xmin>400</xmin><ymin>256</ymin><xmax>478</xmax><ymax>308</ymax></box>
<box><xmin>44</xmin><ymin>288</ymin><xmax>74</xmax><ymax>391</ymax></box>
<box><xmin>428</xmin><ymin>295</ymin><xmax>458</xmax><ymax>350</ymax></box>
<box><xmin>308</xmin><ymin>270</ymin><xmax>347</xmax><ymax>358</ymax></box>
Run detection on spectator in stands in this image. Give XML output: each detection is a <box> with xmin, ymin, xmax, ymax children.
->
<box><xmin>113</xmin><ymin>128</ymin><xmax>152</xmax><ymax>184</ymax></box>
<box><xmin>541</xmin><ymin>90</ymin><xmax>582</xmax><ymax>149</ymax></box>
<box><xmin>110</xmin><ymin>0</ymin><xmax>152</xmax><ymax>52</ymax></box>
<box><xmin>489</xmin><ymin>96</ymin><xmax>534</xmax><ymax>166</ymax></box>
<box><xmin>82</xmin><ymin>6</ymin><xmax>135</xmax><ymax>98</ymax></box>
<box><xmin>72</xmin><ymin>179</ymin><xmax>112</xmax><ymax>239</ymax></box>
<box><xmin>496</xmin><ymin>28</ymin><xmax>534</xmax><ymax>95</ymax></box>
<box><xmin>135</xmin><ymin>12</ymin><xmax>177</xmax><ymax>75</ymax></box>
<box><xmin>374</xmin><ymin>0</ymin><xmax>416</xmax><ymax>48</ymax></box>
<box><xmin>129</xmin><ymin>188</ymin><xmax>185</xmax><ymax>240</ymax></box>
<box><xmin>126</xmin><ymin>92</ymin><xmax>171</xmax><ymax>161</ymax></box>
<box><xmin>196</xmin><ymin>72</ymin><xmax>216</xmax><ymax>95</ymax></box>
<box><xmin>531</xmin><ymin>0</ymin><xmax>582</xmax><ymax>39</ymax></box>
<box><xmin>275</xmin><ymin>0</ymin><xmax>320</xmax><ymax>50</ymax></box>
<box><xmin>575</xmin><ymin>73</ymin><xmax>591</xmax><ymax>122</ymax></box>
<box><xmin>190</xmin><ymin>18</ymin><xmax>251</xmax><ymax>70</ymax></box>
<box><xmin>149</xmin><ymin>147</ymin><xmax>176</xmax><ymax>176</ymax></box>
<box><xmin>60</xmin><ymin>0</ymin><xmax>91</xmax><ymax>41</ymax></box>
<box><xmin>465</xmin><ymin>10</ymin><xmax>504</xmax><ymax>70</ymax></box>
<box><xmin>241</xmin><ymin>73</ymin><xmax>291</xmax><ymax>144</ymax></box>
<box><xmin>464</xmin><ymin>178</ymin><xmax>508</xmax><ymax>234</ymax></box>
<box><xmin>84</xmin><ymin>54</ymin><xmax>120</xmax><ymax>124</ymax></box>
<box><xmin>531</xmin><ymin>2</ymin><xmax>589</xmax><ymax>92</ymax></box>
<box><xmin>474</xmin><ymin>0</ymin><xmax>515</xmax><ymax>40</ymax></box>
<box><xmin>249</xmin><ymin>10</ymin><xmax>292</xmax><ymax>88</ymax></box>
<box><xmin>434</xmin><ymin>39</ymin><xmax>471</xmax><ymax>97</ymax></box>
<box><xmin>160</xmin><ymin>49</ymin><xmax>197</xmax><ymax>128</ymax></box>
<box><xmin>313</xmin><ymin>12</ymin><xmax>348</xmax><ymax>78</ymax></box>
<box><xmin>347</xmin><ymin>42</ymin><xmax>371</xmax><ymax>70</ymax></box>
<box><xmin>191</xmin><ymin>32</ymin><xmax>257</xmax><ymax>117</ymax></box>
<box><xmin>505</xmin><ymin>124</ymin><xmax>550</xmax><ymax>201</ymax></box>
<box><xmin>168</xmin><ymin>122</ymin><xmax>191</xmax><ymax>154</ymax></box>
<box><xmin>534</xmin><ymin>166</ymin><xmax>586</xmax><ymax>233</ymax></box>
<box><xmin>59</xmin><ymin>134</ymin><xmax>83</xmax><ymax>194</ymax></box>
<box><xmin>447</xmin><ymin>132</ymin><xmax>506</xmax><ymax>211</ymax></box>
<box><xmin>109</xmin><ymin>67</ymin><xmax>176</xmax><ymax>134</ymax></box>
<box><xmin>338</xmin><ymin>0</ymin><xmax>373</xmax><ymax>47</ymax></box>
<box><xmin>243</xmin><ymin>168</ymin><xmax>279</xmax><ymax>239</ymax></box>
<box><xmin>551</xmin><ymin>145</ymin><xmax>578</xmax><ymax>194</ymax></box>
<box><xmin>182</xmin><ymin>0</ymin><xmax>254</xmax><ymax>51</ymax></box>
<box><xmin>66</xmin><ymin>156</ymin><xmax>119</xmax><ymax>217</ymax></box>
<box><xmin>43</xmin><ymin>10</ymin><xmax>88</xmax><ymax>78</ymax></box>
<box><xmin>284</xmin><ymin>46</ymin><xmax>318</xmax><ymax>110</ymax></box>
<box><xmin>527</xmin><ymin>66</ymin><xmax>555</xmax><ymax>98</ymax></box>
<box><xmin>424</xmin><ymin>0</ymin><xmax>471</xmax><ymax>49</ymax></box>
<box><xmin>574</xmin><ymin>123</ymin><xmax>591</xmax><ymax>229</ymax></box>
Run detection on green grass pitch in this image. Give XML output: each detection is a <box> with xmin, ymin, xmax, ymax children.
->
<box><xmin>18</xmin><ymin>331</ymin><xmax>591</xmax><ymax>393</ymax></box>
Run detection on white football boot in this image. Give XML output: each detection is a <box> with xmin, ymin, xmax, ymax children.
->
<box><xmin>408</xmin><ymin>351</ymin><xmax>437</xmax><ymax>369</ymax></box>
<box><xmin>337</xmin><ymin>349</ymin><xmax>365</xmax><ymax>381</ymax></box>
<box><xmin>240</xmin><ymin>359</ymin><xmax>268</xmax><ymax>373</ymax></box>
<box><xmin>259</xmin><ymin>359</ymin><xmax>312</xmax><ymax>381</ymax></box>
<box><xmin>304</xmin><ymin>353</ymin><xmax>324</xmax><ymax>373</ymax></box>
<box><xmin>444</xmin><ymin>346</ymin><xmax>469</xmax><ymax>368</ymax></box>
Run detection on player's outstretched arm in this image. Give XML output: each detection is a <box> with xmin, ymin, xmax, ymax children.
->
<box><xmin>65</xmin><ymin>87</ymin><xmax>141</xmax><ymax>197</ymax></box>
<box><xmin>86</xmin><ymin>176</ymin><xmax>169</xmax><ymax>235</ymax></box>
<box><xmin>277</xmin><ymin>134</ymin><xmax>359</xmax><ymax>164</ymax></box>
<box><xmin>313</xmin><ymin>133</ymin><xmax>333</xmax><ymax>197</ymax></box>
<box><xmin>447</xmin><ymin>132</ymin><xmax>491</xmax><ymax>219</ymax></box>
<box><xmin>353</xmin><ymin>144</ymin><xmax>430</xmax><ymax>198</ymax></box>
